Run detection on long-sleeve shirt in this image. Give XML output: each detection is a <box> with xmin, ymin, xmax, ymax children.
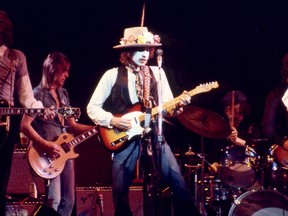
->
<box><xmin>0</xmin><ymin>45</ymin><xmax>42</xmax><ymax>108</ymax></box>
<box><xmin>87</xmin><ymin>66</ymin><xmax>173</xmax><ymax>127</ymax></box>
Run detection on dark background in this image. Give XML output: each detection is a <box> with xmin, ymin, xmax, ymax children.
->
<box><xmin>2</xmin><ymin>0</ymin><xmax>288</xmax><ymax>186</ymax></box>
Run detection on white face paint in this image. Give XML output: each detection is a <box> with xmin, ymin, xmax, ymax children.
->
<box><xmin>132</xmin><ymin>50</ymin><xmax>150</xmax><ymax>67</ymax></box>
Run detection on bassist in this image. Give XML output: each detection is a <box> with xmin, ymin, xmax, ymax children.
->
<box><xmin>0</xmin><ymin>10</ymin><xmax>53</xmax><ymax>216</ymax></box>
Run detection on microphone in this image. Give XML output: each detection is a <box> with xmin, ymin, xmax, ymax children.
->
<box><xmin>156</xmin><ymin>48</ymin><xmax>163</xmax><ymax>68</ymax></box>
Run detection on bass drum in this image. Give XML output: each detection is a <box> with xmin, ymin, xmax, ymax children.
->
<box><xmin>220</xmin><ymin>145</ymin><xmax>258</xmax><ymax>188</ymax></box>
<box><xmin>228</xmin><ymin>189</ymin><xmax>288</xmax><ymax>216</ymax></box>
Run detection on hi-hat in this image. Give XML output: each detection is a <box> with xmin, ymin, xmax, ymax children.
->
<box><xmin>185</xmin><ymin>146</ymin><xmax>196</xmax><ymax>156</ymax></box>
<box><xmin>185</xmin><ymin>150</ymin><xmax>196</xmax><ymax>156</ymax></box>
<box><xmin>177</xmin><ymin>105</ymin><xmax>231</xmax><ymax>139</ymax></box>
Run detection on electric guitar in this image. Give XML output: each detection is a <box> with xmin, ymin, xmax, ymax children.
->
<box><xmin>0</xmin><ymin>99</ymin><xmax>81</xmax><ymax>147</ymax></box>
<box><xmin>98</xmin><ymin>81</ymin><xmax>219</xmax><ymax>152</ymax></box>
<box><xmin>28</xmin><ymin>126</ymin><xmax>98</xmax><ymax>179</ymax></box>
<box><xmin>274</xmin><ymin>141</ymin><xmax>288</xmax><ymax>167</ymax></box>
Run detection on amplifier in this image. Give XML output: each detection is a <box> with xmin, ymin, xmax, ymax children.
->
<box><xmin>76</xmin><ymin>186</ymin><xmax>143</xmax><ymax>216</ymax></box>
<box><xmin>7</xmin><ymin>148</ymin><xmax>45</xmax><ymax>195</ymax></box>
<box><xmin>6</xmin><ymin>200</ymin><xmax>42</xmax><ymax>216</ymax></box>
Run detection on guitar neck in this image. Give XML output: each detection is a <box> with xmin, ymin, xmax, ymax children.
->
<box><xmin>0</xmin><ymin>107</ymin><xmax>45</xmax><ymax>115</ymax></box>
<box><xmin>137</xmin><ymin>82</ymin><xmax>218</xmax><ymax>123</ymax></box>
<box><xmin>62</xmin><ymin>127</ymin><xmax>98</xmax><ymax>151</ymax></box>
<box><xmin>138</xmin><ymin>88</ymin><xmax>201</xmax><ymax>122</ymax></box>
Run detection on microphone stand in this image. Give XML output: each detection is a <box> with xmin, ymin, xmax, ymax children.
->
<box><xmin>156</xmin><ymin>49</ymin><xmax>163</xmax><ymax>216</ymax></box>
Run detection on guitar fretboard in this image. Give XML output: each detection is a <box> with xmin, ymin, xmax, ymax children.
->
<box><xmin>0</xmin><ymin>108</ymin><xmax>45</xmax><ymax>115</ymax></box>
<box><xmin>61</xmin><ymin>127</ymin><xmax>98</xmax><ymax>152</ymax></box>
<box><xmin>138</xmin><ymin>81</ymin><xmax>219</xmax><ymax>123</ymax></box>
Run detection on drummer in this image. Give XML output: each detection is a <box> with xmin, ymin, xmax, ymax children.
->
<box><xmin>208</xmin><ymin>91</ymin><xmax>262</xmax><ymax>176</ymax></box>
<box><xmin>221</xmin><ymin>91</ymin><xmax>260</xmax><ymax>147</ymax></box>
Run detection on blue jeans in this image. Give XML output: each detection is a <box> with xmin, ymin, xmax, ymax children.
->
<box><xmin>112</xmin><ymin>138</ymin><xmax>197</xmax><ymax>216</ymax></box>
<box><xmin>48</xmin><ymin>159</ymin><xmax>75</xmax><ymax>216</ymax></box>
<box><xmin>112</xmin><ymin>141</ymin><xmax>140</xmax><ymax>216</ymax></box>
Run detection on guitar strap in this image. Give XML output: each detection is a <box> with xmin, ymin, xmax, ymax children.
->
<box><xmin>2</xmin><ymin>49</ymin><xmax>15</xmax><ymax>135</ymax></box>
<box><xmin>8</xmin><ymin>49</ymin><xmax>15</xmax><ymax>105</ymax></box>
<box><xmin>142</xmin><ymin>66</ymin><xmax>152</xmax><ymax>129</ymax></box>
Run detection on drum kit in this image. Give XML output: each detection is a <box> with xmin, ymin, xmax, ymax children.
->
<box><xmin>177</xmin><ymin>105</ymin><xmax>288</xmax><ymax>216</ymax></box>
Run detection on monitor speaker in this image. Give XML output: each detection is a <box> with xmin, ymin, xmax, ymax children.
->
<box><xmin>75</xmin><ymin>186</ymin><xmax>143</xmax><ymax>216</ymax></box>
<box><xmin>6</xmin><ymin>202</ymin><xmax>41</xmax><ymax>216</ymax></box>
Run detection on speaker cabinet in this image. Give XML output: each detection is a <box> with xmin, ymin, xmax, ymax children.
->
<box><xmin>7</xmin><ymin>148</ymin><xmax>45</xmax><ymax>195</ymax></box>
<box><xmin>6</xmin><ymin>201</ymin><xmax>42</xmax><ymax>216</ymax></box>
<box><xmin>76</xmin><ymin>186</ymin><xmax>143</xmax><ymax>216</ymax></box>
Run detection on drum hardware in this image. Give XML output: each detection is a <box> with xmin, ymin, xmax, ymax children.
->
<box><xmin>178</xmin><ymin>105</ymin><xmax>231</xmax><ymax>215</ymax></box>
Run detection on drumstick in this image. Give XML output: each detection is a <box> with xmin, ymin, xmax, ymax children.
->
<box><xmin>230</xmin><ymin>90</ymin><xmax>235</xmax><ymax>128</ymax></box>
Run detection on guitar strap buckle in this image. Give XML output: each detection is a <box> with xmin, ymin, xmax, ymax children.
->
<box><xmin>142</xmin><ymin>107</ymin><xmax>152</xmax><ymax>138</ymax></box>
<box><xmin>144</xmin><ymin>107</ymin><xmax>151</xmax><ymax>127</ymax></box>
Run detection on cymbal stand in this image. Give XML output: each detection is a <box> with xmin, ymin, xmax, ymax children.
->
<box><xmin>198</xmin><ymin>120</ymin><xmax>207</xmax><ymax>216</ymax></box>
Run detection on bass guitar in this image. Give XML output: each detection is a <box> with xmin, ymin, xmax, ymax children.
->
<box><xmin>28</xmin><ymin>126</ymin><xmax>98</xmax><ymax>179</ymax></box>
<box><xmin>98</xmin><ymin>81</ymin><xmax>219</xmax><ymax>152</ymax></box>
<box><xmin>0</xmin><ymin>99</ymin><xmax>81</xmax><ymax>146</ymax></box>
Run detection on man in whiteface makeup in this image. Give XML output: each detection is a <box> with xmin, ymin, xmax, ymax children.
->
<box><xmin>87</xmin><ymin>27</ymin><xmax>201</xmax><ymax>216</ymax></box>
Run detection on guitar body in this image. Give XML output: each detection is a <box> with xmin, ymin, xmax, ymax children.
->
<box><xmin>99</xmin><ymin>103</ymin><xmax>144</xmax><ymax>152</ymax></box>
<box><xmin>28</xmin><ymin>133</ymin><xmax>79</xmax><ymax>179</ymax></box>
<box><xmin>274</xmin><ymin>141</ymin><xmax>288</xmax><ymax>167</ymax></box>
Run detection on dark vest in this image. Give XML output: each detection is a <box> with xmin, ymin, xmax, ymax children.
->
<box><xmin>103</xmin><ymin>66</ymin><xmax>158</xmax><ymax>115</ymax></box>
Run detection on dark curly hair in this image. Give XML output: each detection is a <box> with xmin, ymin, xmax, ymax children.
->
<box><xmin>0</xmin><ymin>10</ymin><xmax>13</xmax><ymax>46</ymax></box>
<box><xmin>220</xmin><ymin>90</ymin><xmax>251</xmax><ymax>117</ymax></box>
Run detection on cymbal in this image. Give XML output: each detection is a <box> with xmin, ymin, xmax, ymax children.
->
<box><xmin>185</xmin><ymin>149</ymin><xmax>196</xmax><ymax>156</ymax></box>
<box><xmin>184</xmin><ymin>146</ymin><xmax>196</xmax><ymax>156</ymax></box>
<box><xmin>177</xmin><ymin>105</ymin><xmax>231</xmax><ymax>139</ymax></box>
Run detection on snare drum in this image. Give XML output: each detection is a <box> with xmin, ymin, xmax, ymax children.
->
<box><xmin>228</xmin><ymin>189</ymin><xmax>288</xmax><ymax>215</ymax></box>
<box><xmin>221</xmin><ymin>145</ymin><xmax>258</xmax><ymax>188</ymax></box>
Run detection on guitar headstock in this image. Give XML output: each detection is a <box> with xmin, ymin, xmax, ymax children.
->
<box><xmin>196</xmin><ymin>81</ymin><xmax>219</xmax><ymax>92</ymax></box>
<box><xmin>56</xmin><ymin>107</ymin><xmax>81</xmax><ymax>119</ymax></box>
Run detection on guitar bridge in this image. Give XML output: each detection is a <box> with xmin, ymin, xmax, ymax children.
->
<box><xmin>111</xmin><ymin>135</ymin><xmax>129</xmax><ymax>146</ymax></box>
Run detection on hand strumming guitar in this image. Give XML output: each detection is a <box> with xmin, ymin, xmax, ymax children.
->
<box><xmin>110</xmin><ymin>117</ymin><xmax>132</xmax><ymax>131</ymax></box>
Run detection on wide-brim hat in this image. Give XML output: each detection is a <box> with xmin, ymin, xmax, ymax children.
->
<box><xmin>113</xmin><ymin>27</ymin><xmax>162</xmax><ymax>49</ymax></box>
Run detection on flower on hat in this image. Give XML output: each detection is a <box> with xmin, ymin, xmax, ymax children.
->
<box><xmin>119</xmin><ymin>31</ymin><xmax>161</xmax><ymax>46</ymax></box>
